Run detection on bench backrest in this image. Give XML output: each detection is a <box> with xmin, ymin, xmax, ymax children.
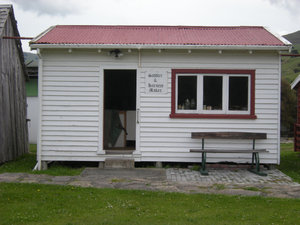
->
<box><xmin>191</xmin><ymin>132</ymin><xmax>267</xmax><ymax>139</ymax></box>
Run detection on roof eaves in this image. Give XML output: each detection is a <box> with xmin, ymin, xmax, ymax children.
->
<box><xmin>30</xmin><ymin>25</ymin><xmax>57</xmax><ymax>46</ymax></box>
<box><xmin>29</xmin><ymin>43</ymin><xmax>291</xmax><ymax>51</ymax></box>
<box><xmin>264</xmin><ymin>26</ymin><xmax>292</xmax><ymax>48</ymax></box>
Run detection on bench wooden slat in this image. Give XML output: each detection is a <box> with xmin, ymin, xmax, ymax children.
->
<box><xmin>190</xmin><ymin>149</ymin><xmax>267</xmax><ymax>153</ymax></box>
<box><xmin>191</xmin><ymin>132</ymin><xmax>267</xmax><ymax>140</ymax></box>
<box><xmin>190</xmin><ymin>131</ymin><xmax>268</xmax><ymax>176</ymax></box>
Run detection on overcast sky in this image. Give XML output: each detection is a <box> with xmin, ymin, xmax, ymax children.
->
<box><xmin>1</xmin><ymin>0</ymin><xmax>300</xmax><ymax>52</ymax></box>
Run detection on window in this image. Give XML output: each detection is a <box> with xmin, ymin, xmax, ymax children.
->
<box><xmin>171</xmin><ymin>69</ymin><xmax>256</xmax><ymax>119</ymax></box>
<box><xmin>228</xmin><ymin>76</ymin><xmax>248</xmax><ymax>111</ymax></box>
<box><xmin>177</xmin><ymin>76</ymin><xmax>197</xmax><ymax>110</ymax></box>
<box><xmin>203</xmin><ymin>76</ymin><xmax>223</xmax><ymax>111</ymax></box>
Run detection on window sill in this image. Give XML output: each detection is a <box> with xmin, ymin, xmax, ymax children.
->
<box><xmin>169</xmin><ymin>113</ymin><xmax>257</xmax><ymax>119</ymax></box>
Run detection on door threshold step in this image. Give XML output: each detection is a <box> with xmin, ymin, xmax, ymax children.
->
<box><xmin>104</xmin><ymin>158</ymin><xmax>135</xmax><ymax>168</ymax></box>
<box><xmin>105</xmin><ymin>150</ymin><xmax>134</xmax><ymax>155</ymax></box>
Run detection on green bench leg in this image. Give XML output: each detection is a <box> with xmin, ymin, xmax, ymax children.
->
<box><xmin>248</xmin><ymin>152</ymin><xmax>267</xmax><ymax>176</ymax></box>
<box><xmin>200</xmin><ymin>152</ymin><xmax>209</xmax><ymax>175</ymax></box>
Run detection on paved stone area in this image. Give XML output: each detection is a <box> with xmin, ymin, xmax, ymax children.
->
<box><xmin>166</xmin><ymin>168</ymin><xmax>299</xmax><ymax>185</ymax></box>
<box><xmin>0</xmin><ymin>168</ymin><xmax>300</xmax><ymax>198</ymax></box>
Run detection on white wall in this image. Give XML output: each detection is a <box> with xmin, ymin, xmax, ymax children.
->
<box><xmin>38</xmin><ymin>49</ymin><xmax>281</xmax><ymax>164</ymax></box>
<box><xmin>27</xmin><ymin>97</ymin><xmax>39</xmax><ymax>144</ymax></box>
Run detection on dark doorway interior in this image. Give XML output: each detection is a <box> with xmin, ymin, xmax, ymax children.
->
<box><xmin>103</xmin><ymin>70</ymin><xmax>136</xmax><ymax>150</ymax></box>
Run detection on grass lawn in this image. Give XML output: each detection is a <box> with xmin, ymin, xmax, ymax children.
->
<box><xmin>0</xmin><ymin>144</ymin><xmax>83</xmax><ymax>176</ymax></box>
<box><xmin>0</xmin><ymin>182</ymin><xmax>300</xmax><ymax>225</ymax></box>
<box><xmin>278</xmin><ymin>143</ymin><xmax>300</xmax><ymax>183</ymax></box>
<box><xmin>0</xmin><ymin>144</ymin><xmax>300</xmax><ymax>224</ymax></box>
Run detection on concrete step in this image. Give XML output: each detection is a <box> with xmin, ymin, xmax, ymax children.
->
<box><xmin>104</xmin><ymin>158</ymin><xmax>135</xmax><ymax>169</ymax></box>
<box><xmin>105</xmin><ymin>150</ymin><xmax>134</xmax><ymax>155</ymax></box>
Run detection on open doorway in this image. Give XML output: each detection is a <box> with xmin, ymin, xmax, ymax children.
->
<box><xmin>103</xmin><ymin>70</ymin><xmax>136</xmax><ymax>151</ymax></box>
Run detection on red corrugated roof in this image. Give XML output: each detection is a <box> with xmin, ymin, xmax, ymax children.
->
<box><xmin>32</xmin><ymin>25</ymin><xmax>287</xmax><ymax>46</ymax></box>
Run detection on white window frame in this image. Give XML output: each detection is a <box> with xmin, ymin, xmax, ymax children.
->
<box><xmin>227</xmin><ymin>74</ymin><xmax>251</xmax><ymax>115</ymax></box>
<box><xmin>175</xmin><ymin>74</ymin><xmax>198</xmax><ymax>114</ymax></box>
<box><xmin>175</xmin><ymin>73</ymin><xmax>251</xmax><ymax>115</ymax></box>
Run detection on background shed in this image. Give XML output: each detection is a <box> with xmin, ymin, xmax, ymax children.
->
<box><xmin>291</xmin><ymin>74</ymin><xmax>300</xmax><ymax>152</ymax></box>
<box><xmin>0</xmin><ymin>4</ymin><xmax>28</xmax><ymax>163</ymax></box>
<box><xmin>24</xmin><ymin>52</ymin><xmax>39</xmax><ymax>144</ymax></box>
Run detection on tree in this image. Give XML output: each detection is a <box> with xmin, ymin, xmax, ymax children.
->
<box><xmin>281</xmin><ymin>79</ymin><xmax>297</xmax><ymax>137</ymax></box>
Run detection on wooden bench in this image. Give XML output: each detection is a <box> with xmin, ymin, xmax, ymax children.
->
<box><xmin>190</xmin><ymin>132</ymin><xmax>268</xmax><ymax>176</ymax></box>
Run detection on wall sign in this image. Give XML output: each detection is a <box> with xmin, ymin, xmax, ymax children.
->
<box><xmin>145</xmin><ymin>69</ymin><xmax>168</xmax><ymax>94</ymax></box>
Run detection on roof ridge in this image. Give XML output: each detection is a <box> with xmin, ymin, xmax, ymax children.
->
<box><xmin>54</xmin><ymin>25</ymin><xmax>265</xmax><ymax>29</ymax></box>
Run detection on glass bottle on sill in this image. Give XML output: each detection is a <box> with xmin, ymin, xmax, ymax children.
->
<box><xmin>191</xmin><ymin>98</ymin><xmax>196</xmax><ymax>109</ymax></box>
<box><xmin>184</xmin><ymin>99</ymin><xmax>190</xmax><ymax>109</ymax></box>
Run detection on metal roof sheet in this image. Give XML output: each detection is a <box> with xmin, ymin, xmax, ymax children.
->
<box><xmin>32</xmin><ymin>25</ymin><xmax>288</xmax><ymax>47</ymax></box>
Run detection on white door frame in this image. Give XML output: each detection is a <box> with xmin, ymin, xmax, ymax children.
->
<box><xmin>97</xmin><ymin>65</ymin><xmax>141</xmax><ymax>156</ymax></box>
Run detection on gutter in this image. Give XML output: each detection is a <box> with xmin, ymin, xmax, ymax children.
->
<box><xmin>30</xmin><ymin>43</ymin><xmax>291</xmax><ymax>51</ymax></box>
<box><xmin>281</xmin><ymin>54</ymin><xmax>300</xmax><ymax>57</ymax></box>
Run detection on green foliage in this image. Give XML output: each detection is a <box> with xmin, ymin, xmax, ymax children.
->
<box><xmin>278</xmin><ymin>43</ymin><xmax>300</xmax><ymax>137</ymax></box>
<box><xmin>213</xmin><ymin>184</ymin><xmax>226</xmax><ymax>190</ymax></box>
<box><xmin>191</xmin><ymin>164</ymin><xmax>200</xmax><ymax>171</ymax></box>
<box><xmin>281</xmin><ymin>44</ymin><xmax>300</xmax><ymax>83</ymax></box>
<box><xmin>0</xmin><ymin>144</ymin><xmax>83</xmax><ymax>176</ymax></box>
<box><xmin>1</xmin><ymin>182</ymin><xmax>300</xmax><ymax>225</ymax></box>
<box><xmin>281</xmin><ymin>79</ymin><xmax>297</xmax><ymax>136</ymax></box>
<box><xmin>278</xmin><ymin>143</ymin><xmax>300</xmax><ymax>183</ymax></box>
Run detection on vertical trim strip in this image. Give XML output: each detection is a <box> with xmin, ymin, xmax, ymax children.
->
<box><xmin>37</xmin><ymin>52</ymin><xmax>43</xmax><ymax>170</ymax></box>
<box><xmin>250</xmin><ymin>70</ymin><xmax>256</xmax><ymax>116</ymax></box>
<box><xmin>277</xmin><ymin>55</ymin><xmax>282</xmax><ymax>164</ymax></box>
<box><xmin>97</xmin><ymin>66</ymin><xmax>103</xmax><ymax>154</ymax></box>
<box><xmin>171</xmin><ymin>69</ymin><xmax>176</xmax><ymax>116</ymax></box>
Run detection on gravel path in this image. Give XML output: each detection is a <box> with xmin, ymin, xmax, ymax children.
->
<box><xmin>1</xmin><ymin>168</ymin><xmax>299</xmax><ymax>198</ymax></box>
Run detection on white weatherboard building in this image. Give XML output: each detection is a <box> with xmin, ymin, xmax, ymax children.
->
<box><xmin>30</xmin><ymin>25</ymin><xmax>291</xmax><ymax>170</ymax></box>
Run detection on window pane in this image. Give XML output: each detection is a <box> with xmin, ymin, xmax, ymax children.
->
<box><xmin>203</xmin><ymin>76</ymin><xmax>222</xmax><ymax>110</ymax></box>
<box><xmin>177</xmin><ymin>76</ymin><xmax>197</xmax><ymax>110</ymax></box>
<box><xmin>229</xmin><ymin>77</ymin><xmax>248</xmax><ymax>111</ymax></box>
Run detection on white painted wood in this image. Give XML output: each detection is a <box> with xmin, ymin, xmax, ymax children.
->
<box><xmin>37</xmin><ymin>57</ymin><xmax>43</xmax><ymax>170</ymax></box>
<box><xmin>291</xmin><ymin>74</ymin><xmax>300</xmax><ymax>89</ymax></box>
<box><xmin>27</xmin><ymin>97</ymin><xmax>39</xmax><ymax>144</ymax></box>
<box><xmin>38</xmin><ymin>49</ymin><xmax>282</xmax><ymax>165</ymax></box>
<box><xmin>127</xmin><ymin>111</ymin><xmax>136</xmax><ymax>140</ymax></box>
<box><xmin>277</xmin><ymin>56</ymin><xmax>282</xmax><ymax>164</ymax></box>
<box><xmin>135</xmin><ymin>68</ymin><xmax>141</xmax><ymax>155</ymax></box>
<box><xmin>98</xmin><ymin>64</ymin><xmax>139</xmax><ymax>154</ymax></box>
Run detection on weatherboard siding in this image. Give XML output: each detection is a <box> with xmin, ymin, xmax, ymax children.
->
<box><xmin>39</xmin><ymin>49</ymin><xmax>280</xmax><ymax>164</ymax></box>
<box><xmin>40</xmin><ymin>53</ymin><xmax>101</xmax><ymax>161</ymax></box>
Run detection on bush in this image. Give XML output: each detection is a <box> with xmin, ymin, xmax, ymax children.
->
<box><xmin>281</xmin><ymin>79</ymin><xmax>297</xmax><ymax>137</ymax></box>
<box><xmin>293</xmin><ymin>68</ymin><xmax>300</xmax><ymax>73</ymax></box>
